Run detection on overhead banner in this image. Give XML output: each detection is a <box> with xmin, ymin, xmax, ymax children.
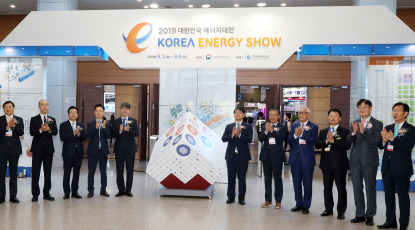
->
<box><xmin>2</xmin><ymin>6</ymin><xmax>415</xmax><ymax>69</ymax></box>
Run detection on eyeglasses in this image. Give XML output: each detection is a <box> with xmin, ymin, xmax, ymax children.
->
<box><xmin>298</xmin><ymin>112</ymin><xmax>309</xmax><ymax>115</ymax></box>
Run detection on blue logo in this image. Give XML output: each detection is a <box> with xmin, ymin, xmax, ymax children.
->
<box><xmin>201</xmin><ymin>136</ymin><xmax>211</xmax><ymax>147</ymax></box>
<box><xmin>185</xmin><ymin>134</ymin><xmax>196</xmax><ymax>145</ymax></box>
<box><xmin>176</xmin><ymin>144</ymin><xmax>191</xmax><ymax>156</ymax></box>
<box><xmin>206</xmin><ymin>54</ymin><xmax>212</xmax><ymax>60</ymax></box>
<box><xmin>246</xmin><ymin>55</ymin><xmax>251</xmax><ymax>60</ymax></box>
<box><xmin>163</xmin><ymin>136</ymin><xmax>172</xmax><ymax>147</ymax></box>
<box><xmin>173</xmin><ymin>134</ymin><xmax>182</xmax><ymax>145</ymax></box>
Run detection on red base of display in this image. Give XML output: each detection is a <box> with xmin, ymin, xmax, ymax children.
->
<box><xmin>161</xmin><ymin>174</ymin><xmax>211</xmax><ymax>190</ymax></box>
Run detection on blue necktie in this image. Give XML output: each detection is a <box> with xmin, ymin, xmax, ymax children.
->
<box><xmin>331</xmin><ymin>127</ymin><xmax>334</xmax><ymax>134</ymax></box>
<box><xmin>122</xmin><ymin>118</ymin><xmax>126</xmax><ymax>127</ymax></box>
<box><xmin>98</xmin><ymin>120</ymin><xmax>102</xmax><ymax>148</ymax></box>
<box><xmin>394</xmin><ymin>125</ymin><xmax>399</xmax><ymax>138</ymax></box>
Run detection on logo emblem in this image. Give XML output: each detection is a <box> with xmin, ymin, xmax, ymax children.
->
<box><xmin>185</xmin><ymin>134</ymin><xmax>196</xmax><ymax>145</ymax></box>
<box><xmin>187</xmin><ymin>124</ymin><xmax>198</xmax><ymax>136</ymax></box>
<box><xmin>123</xmin><ymin>22</ymin><xmax>152</xmax><ymax>54</ymax></box>
<box><xmin>166</xmin><ymin>126</ymin><xmax>175</xmax><ymax>137</ymax></box>
<box><xmin>173</xmin><ymin>134</ymin><xmax>182</xmax><ymax>146</ymax></box>
<box><xmin>163</xmin><ymin>136</ymin><xmax>173</xmax><ymax>147</ymax></box>
<box><xmin>176</xmin><ymin>144</ymin><xmax>191</xmax><ymax>157</ymax></box>
<box><xmin>175</xmin><ymin>124</ymin><xmax>184</xmax><ymax>135</ymax></box>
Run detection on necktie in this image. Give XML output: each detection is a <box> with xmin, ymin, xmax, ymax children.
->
<box><xmin>394</xmin><ymin>125</ymin><xmax>399</xmax><ymax>138</ymax></box>
<box><xmin>331</xmin><ymin>127</ymin><xmax>334</xmax><ymax>133</ymax></box>
<box><xmin>98</xmin><ymin>120</ymin><xmax>102</xmax><ymax>148</ymax></box>
<box><xmin>6</xmin><ymin>116</ymin><xmax>10</xmax><ymax>123</ymax></box>
<box><xmin>362</xmin><ymin>119</ymin><xmax>366</xmax><ymax>128</ymax></box>
<box><xmin>122</xmin><ymin>118</ymin><xmax>126</xmax><ymax>127</ymax></box>
<box><xmin>43</xmin><ymin>115</ymin><xmax>47</xmax><ymax>124</ymax></box>
<box><xmin>72</xmin><ymin>122</ymin><xmax>76</xmax><ymax>132</ymax></box>
<box><xmin>236</xmin><ymin>122</ymin><xmax>240</xmax><ymax>130</ymax></box>
<box><xmin>301</xmin><ymin>123</ymin><xmax>304</xmax><ymax>129</ymax></box>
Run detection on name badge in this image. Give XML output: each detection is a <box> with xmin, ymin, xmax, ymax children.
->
<box><xmin>387</xmin><ymin>145</ymin><xmax>394</xmax><ymax>151</ymax></box>
<box><xmin>269</xmin><ymin>137</ymin><xmax>276</xmax><ymax>145</ymax></box>
<box><xmin>299</xmin><ymin>139</ymin><xmax>306</xmax><ymax>145</ymax></box>
<box><xmin>5</xmin><ymin>130</ymin><xmax>12</xmax><ymax>137</ymax></box>
<box><xmin>324</xmin><ymin>146</ymin><xmax>331</xmax><ymax>151</ymax></box>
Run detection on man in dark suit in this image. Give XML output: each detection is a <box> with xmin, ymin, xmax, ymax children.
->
<box><xmin>348</xmin><ymin>99</ymin><xmax>383</xmax><ymax>226</ymax></box>
<box><xmin>30</xmin><ymin>99</ymin><xmax>58</xmax><ymax>202</ymax></box>
<box><xmin>287</xmin><ymin>107</ymin><xmax>318</xmax><ymax>214</ymax></box>
<box><xmin>315</xmin><ymin>109</ymin><xmax>351</xmax><ymax>220</ymax></box>
<box><xmin>258</xmin><ymin>108</ymin><xmax>287</xmax><ymax>209</ymax></box>
<box><xmin>59</xmin><ymin>106</ymin><xmax>87</xmax><ymax>199</ymax></box>
<box><xmin>86</xmin><ymin>104</ymin><xmax>111</xmax><ymax>198</ymax></box>
<box><xmin>111</xmin><ymin>102</ymin><xmax>139</xmax><ymax>197</ymax></box>
<box><xmin>377</xmin><ymin>102</ymin><xmax>415</xmax><ymax>230</ymax></box>
<box><xmin>222</xmin><ymin>107</ymin><xmax>253</xmax><ymax>205</ymax></box>
<box><xmin>0</xmin><ymin>101</ymin><xmax>24</xmax><ymax>204</ymax></box>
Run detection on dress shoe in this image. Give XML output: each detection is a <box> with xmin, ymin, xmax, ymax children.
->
<box><xmin>275</xmin><ymin>202</ymin><xmax>281</xmax><ymax>209</ymax></box>
<box><xmin>72</xmin><ymin>193</ymin><xmax>82</xmax><ymax>199</ymax></box>
<box><xmin>291</xmin><ymin>206</ymin><xmax>302</xmax><ymax>212</ymax></box>
<box><xmin>31</xmin><ymin>197</ymin><xmax>38</xmax><ymax>202</ymax></box>
<box><xmin>0</xmin><ymin>197</ymin><xmax>5</xmax><ymax>203</ymax></box>
<box><xmin>261</xmin><ymin>201</ymin><xmax>272</xmax><ymax>208</ymax></box>
<box><xmin>226</xmin><ymin>198</ymin><xmax>235</xmax><ymax>204</ymax></box>
<box><xmin>238</xmin><ymin>199</ymin><xmax>245</xmax><ymax>205</ymax></box>
<box><xmin>337</xmin><ymin>213</ymin><xmax>345</xmax><ymax>220</ymax></box>
<box><xmin>87</xmin><ymin>192</ymin><xmax>94</xmax><ymax>198</ymax></box>
<box><xmin>351</xmin><ymin>216</ymin><xmax>366</xmax><ymax>223</ymax></box>
<box><xmin>366</xmin><ymin>217</ymin><xmax>374</xmax><ymax>226</ymax></box>
<box><xmin>115</xmin><ymin>191</ymin><xmax>124</xmax><ymax>197</ymax></box>
<box><xmin>302</xmin><ymin>208</ymin><xmax>310</xmax><ymax>214</ymax></box>
<box><xmin>377</xmin><ymin>222</ymin><xmax>397</xmax><ymax>229</ymax></box>
<box><xmin>125</xmin><ymin>192</ymin><xmax>133</xmax><ymax>197</ymax></box>
<box><xmin>399</xmin><ymin>225</ymin><xmax>407</xmax><ymax>230</ymax></box>
<box><xmin>100</xmin><ymin>190</ymin><xmax>110</xmax><ymax>197</ymax></box>
<box><xmin>9</xmin><ymin>197</ymin><xmax>19</xmax><ymax>203</ymax></box>
<box><xmin>321</xmin><ymin>210</ymin><xmax>333</xmax><ymax>216</ymax></box>
<box><xmin>63</xmin><ymin>194</ymin><xmax>70</xmax><ymax>199</ymax></box>
<box><xmin>43</xmin><ymin>195</ymin><xmax>55</xmax><ymax>201</ymax></box>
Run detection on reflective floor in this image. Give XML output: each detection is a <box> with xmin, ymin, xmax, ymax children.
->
<box><xmin>1</xmin><ymin>158</ymin><xmax>414</xmax><ymax>230</ymax></box>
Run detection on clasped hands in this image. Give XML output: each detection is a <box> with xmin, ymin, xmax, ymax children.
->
<box><xmin>119</xmin><ymin>123</ymin><xmax>130</xmax><ymax>132</ymax></box>
<box><xmin>6</xmin><ymin>118</ymin><xmax>16</xmax><ymax>130</ymax></box>
<box><xmin>95</xmin><ymin>120</ymin><xmax>107</xmax><ymax>129</ymax></box>
<box><xmin>231</xmin><ymin>126</ymin><xmax>242</xmax><ymax>138</ymax></box>
<box><xmin>381</xmin><ymin>128</ymin><xmax>394</xmax><ymax>143</ymax></box>
<box><xmin>352</xmin><ymin>121</ymin><xmax>365</xmax><ymax>135</ymax></box>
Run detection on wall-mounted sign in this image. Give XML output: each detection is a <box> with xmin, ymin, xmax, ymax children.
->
<box><xmin>283</xmin><ymin>87</ymin><xmax>307</xmax><ymax>98</ymax></box>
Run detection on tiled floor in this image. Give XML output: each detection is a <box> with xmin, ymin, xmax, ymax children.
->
<box><xmin>1</xmin><ymin>157</ymin><xmax>414</xmax><ymax>230</ymax></box>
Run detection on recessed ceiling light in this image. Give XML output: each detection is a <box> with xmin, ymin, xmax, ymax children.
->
<box><xmin>10</xmin><ymin>5</ymin><xmax>16</xmax><ymax>8</ymax></box>
<box><xmin>234</xmin><ymin>4</ymin><xmax>239</xmax><ymax>7</ymax></box>
<box><xmin>281</xmin><ymin>3</ymin><xmax>286</xmax><ymax>7</ymax></box>
<box><xmin>137</xmin><ymin>0</ymin><xmax>142</xmax><ymax>1</ymax></box>
<box><xmin>188</xmin><ymin>4</ymin><xmax>194</xmax><ymax>8</ymax></box>
<box><xmin>149</xmin><ymin>3</ymin><xmax>159</xmax><ymax>9</ymax></box>
<box><xmin>257</xmin><ymin>3</ymin><xmax>266</xmax><ymax>7</ymax></box>
<box><xmin>201</xmin><ymin>4</ymin><xmax>210</xmax><ymax>8</ymax></box>
<box><xmin>144</xmin><ymin>5</ymin><xmax>149</xmax><ymax>8</ymax></box>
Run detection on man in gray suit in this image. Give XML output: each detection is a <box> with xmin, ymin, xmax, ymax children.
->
<box><xmin>348</xmin><ymin>99</ymin><xmax>383</xmax><ymax>226</ymax></box>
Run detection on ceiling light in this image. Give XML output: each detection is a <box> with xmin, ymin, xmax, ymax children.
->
<box><xmin>144</xmin><ymin>5</ymin><xmax>149</xmax><ymax>8</ymax></box>
<box><xmin>201</xmin><ymin>4</ymin><xmax>210</xmax><ymax>8</ymax></box>
<box><xmin>149</xmin><ymin>3</ymin><xmax>159</xmax><ymax>9</ymax></box>
<box><xmin>6</xmin><ymin>48</ymin><xmax>13</xmax><ymax>52</ymax></box>
<box><xmin>137</xmin><ymin>0</ymin><xmax>142</xmax><ymax>1</ymax></box>
<box><xmin>188</xmin><ymin>4</ymin><xmax>194</xmax><ymax>8</ymax></box>
<box><xmin>234</xmin><ymin>4</ymin><xmax>239</xmax><ymax>7</ymax></box>
<box><xmin>257</xmin><ymin>3</ymin><xmax>266</xmax><ymax>7</ymax></box>
<box><xmin>10</xmin><ymin>5</ymin><xmax>16</xmax><ymax>8</ymax></box>
<box><xmin>281</xmin><ymin>3</ymin><xmax>286</xmax><ymax>7</ymax></box>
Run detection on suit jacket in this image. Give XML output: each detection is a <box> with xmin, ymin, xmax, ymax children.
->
<box><xmin>222</xmin><ymin>122</ymin><xmax>253</xmax><ymax>162</ymax></box>
<box><xmin>111</xmin><ymin>117</ymin><xmax>139</xmax><ymax>154</ymax></box>
<box><xmin>0</xmin><ymin>115</ymin><xmax>24</xmax><ymax>155</ymax></box>
<box><xmin>287</xmin><ymin>121</ymin><xmax>318</xmax><ymax>166</ymax></box>
<box><xmin>30</xmin><ymin>114</ymin><xmax>58</xmax><ymax>154</ymax></box>
<box><xmin>59</xmin><ymin>120</ymin><xmax>87</xmax><ymax>158</ymax></box>
<box><xmin>348</xmin><ymin>117</ymin><xmax>383</xmax><ymax>167</ymax></box>
<box><xmin>377</xmin><ymin>121</ymin><xmax>415</xmax><ymax>176</ymax></box>
<box><xmin>315</xmin><ymin>126</ymin><xmax>351</xmax><ymax>171</ymax></box>
<box><xmin>86</xmin><ymin>120</ymin><xmax>111</xmax><ymax>156</ymax></box>
<box><xmin>258</xmin><ymin>123</ymin><xmax>287</xmax><ymax>163</ymax></box>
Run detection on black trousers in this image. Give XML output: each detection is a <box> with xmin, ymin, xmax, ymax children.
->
<box><xmin>382</xmin><ymin>168</ymin><xmax>411</xmax><ymax>226</ymax></box>
<box><xmin>63</xmin><ymin>154</ymin><xmax>82</xmax><ymax>195</ymax></box>
<box><xmin>31</xmin><ymin>146</ymin><xmax>53</xmax><ymax>197</ymax></box>
<box><xmin>226</xmin><ymin>154</ymin><xmax>249</xmax><ymax>199</ymax></box>
<box><xmin>0</xmin><ymin>148</ymin><xmax>19</xmax><ymax>198</ymax></box>
<box><xmin>87</xmin><ymin>152</ymin><xmax>108</xmax><ymax>192</ymax></box>
<box><xmin>115</xmin><ymin>151</ymin><xmax>135</xmax><ymax>193</ymax></box>
<box><xmin>322</xmin><ymin>168</ymin><xmax>347</xmax><ymax>214</ymax></box>
<box><xmin>262</xmin><ymin>160</ymin><xmax>283</xmax><ymax>203</ymax></box>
